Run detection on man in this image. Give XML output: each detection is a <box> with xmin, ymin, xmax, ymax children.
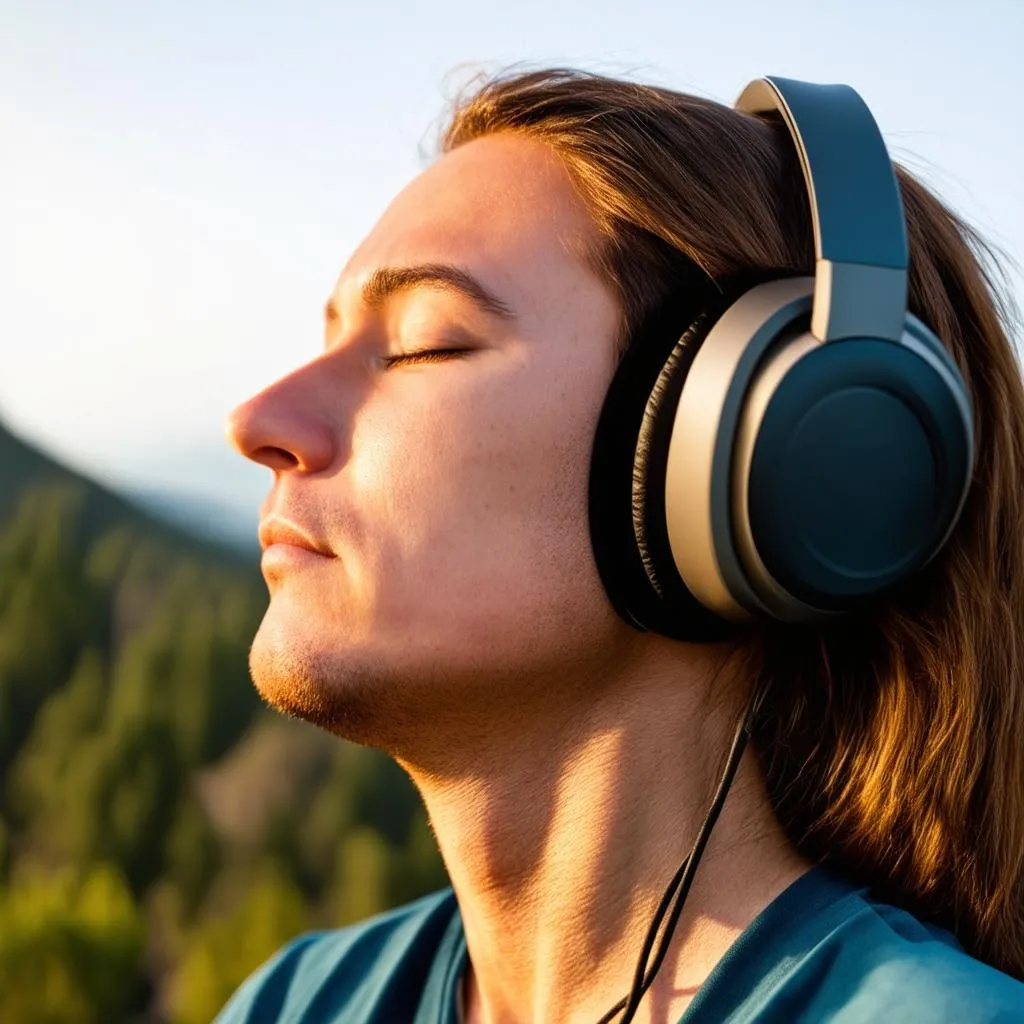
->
<box><xmin>221</xmin><ymin>68</ymin><xmax>1024</xmax><ymax>1022</ymax></box>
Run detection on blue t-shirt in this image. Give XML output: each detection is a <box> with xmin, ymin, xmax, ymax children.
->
<box><xmin>215</xmin><ymin>866</ymin><xmax>1024</xmax><ymax>1022</ymax></box>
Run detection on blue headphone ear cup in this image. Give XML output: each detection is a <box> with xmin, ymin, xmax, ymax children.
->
<box><xmin>742</xmin><ymin>335</ymin><xmax>973</xmax><ymax>607</ymax></box>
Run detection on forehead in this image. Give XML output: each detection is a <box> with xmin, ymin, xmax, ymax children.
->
<box><xmin>332</xmin><ymin>133</ymin><xmax>605</xmax><ymax>320</ymax></box>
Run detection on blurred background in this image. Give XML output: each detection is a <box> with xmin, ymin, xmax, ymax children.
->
<box><xmin>1</xmin><ymin>1</ymin><xmax>1021</xmax><ymax>1020</ymax></box>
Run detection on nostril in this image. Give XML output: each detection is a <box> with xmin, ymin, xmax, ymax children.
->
<box><xmin>252</xmin><ymin>446</ymin><xmax>300</xmax><ymax>471</ymax></box>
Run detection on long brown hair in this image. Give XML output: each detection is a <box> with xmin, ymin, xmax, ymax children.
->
<box><xmin>438</xmin><ymin>66</ymin><xmax>1024</xmax><ymax>978</ymax></box>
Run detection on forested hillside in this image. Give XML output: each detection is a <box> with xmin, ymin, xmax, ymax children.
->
<box><xmin>0</xmin><ymin>419</ymin><xmax>447</xmax><ymax>1023</ymax></box>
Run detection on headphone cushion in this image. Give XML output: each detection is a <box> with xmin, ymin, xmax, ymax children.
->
<box><xmin>589</xmin><ymin>305</ymin><xmax>741</xmax><ymax>644</ymax></box>
<box><xmin>588</xmin><ymin>269</ymin><xmax>789</xmax><ymax>642</ymax></box>
<box><xmin>632</xmin><ymin>311</ymin><xmax>714</xmax><ymax>599</ymax></box>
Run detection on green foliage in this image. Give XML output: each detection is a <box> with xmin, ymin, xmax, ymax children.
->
<box><xmin>331</xmin><ymin>826</ymin><xmax>393</xmax><ymax>926</ymax></box>
<box><xmin>0</xmin><ymin>486</ymin><xmax>109</xmax><ymax>776</ymax></box>
<box><xmin>328</xmin><ymin>813</ymin><xmax>448</xmax><ymax>928</ymax></box>
<box><xmin>0</xmin><ymin>817</ymin><xmax>9</xmax><ymax>884</ymax></box>
<box><xmin>87</xmin><ymin>717</ymin><xmax>184</xmax><ymax>895</ymax></box>
<box><xmin>0</xmin><ymin>862</ymin><xmax>145</xmax><ymax>1024</ymax></box>
<box><xmin>389</xmin><ymin>811</ymin><xmax>450</xmax><ymax>908</ymax></box>
<box><xmin>0</xmin><ymin>460</ymin><xmax>451</xmax><ymax>1021</ymax></box>
<box><xmin>291</xmin><ymin>756</ymin><xmax>360</xmax><ymax>890</ymax></box>
<box><xmin>7</xmin><ymin>647</ymin><xmax>108</xmax><ymax>837</ymax></box>
<box><xmin>164</xmin><ymin>795</ymin><xmax>222</xmax><ymax>920</ymax></box>
<box><xmin>170</xmin><ymin>860</ymin><xmax>311</xmax><ymax>1024</ymax></box>
<box><xmin>348</xmin><ymin>748</ymin><xmax>425</xmax><ymax>846</ymax></box>
<box><xmin>104</xmin><ymin>565</ymin><xmax>262</xmax><ymax>770</ymax></box>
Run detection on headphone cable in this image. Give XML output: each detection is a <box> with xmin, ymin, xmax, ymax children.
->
<box><xmin>595</xmin><ymin>694</ymin><xmax>758</xmax><ymax>1024</ymax></box>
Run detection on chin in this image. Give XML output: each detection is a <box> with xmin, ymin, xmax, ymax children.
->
<box><xmin>247</xmin><ymin>603</ymin><xmax>424</xmax><ymax>752</ymax></box>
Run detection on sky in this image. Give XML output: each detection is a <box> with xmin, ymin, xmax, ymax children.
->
<box><xmin>2</xmin><ymin>0</ymin><xmax>1022</xmax><ymax>537</ymax></box>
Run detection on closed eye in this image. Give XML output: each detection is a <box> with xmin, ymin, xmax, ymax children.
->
<box><xmin>382</xmin><ymin>347</ymin><xmax>474</xmax><ymax>368</ymax></box>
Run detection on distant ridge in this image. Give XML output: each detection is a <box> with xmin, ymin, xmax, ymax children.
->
<box><xmin>123</xmin><ymin>483</ymin><xmax>260</xmax><ymax>555</ymax></box>
<box><xmin>0</xmin><ymin>416</ymin><xmax>256</xmax><ymax>569</ymax></box>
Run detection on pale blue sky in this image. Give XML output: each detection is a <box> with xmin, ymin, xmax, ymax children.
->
<box><xmin>2</xmin><ymin>0</ymin><xmax>1021</xmax><ymax>532</ymax></box>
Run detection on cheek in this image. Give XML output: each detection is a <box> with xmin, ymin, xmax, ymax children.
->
<box><xmin>348</xmin><ymin>359</ymin><xmax>605</xmax><ymax>636</ymax></box>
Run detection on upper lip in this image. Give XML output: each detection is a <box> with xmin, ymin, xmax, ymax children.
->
<box><xmin>258</xmin><ymin>517</ymin><xmax>334</xmax><ymax>556</ymax></box>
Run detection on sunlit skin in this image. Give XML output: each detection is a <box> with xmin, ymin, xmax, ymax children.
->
<box><xmin>226</xmin><ymin>133</ymin><xmax>810</xmax><ymax>1024</ymax></box>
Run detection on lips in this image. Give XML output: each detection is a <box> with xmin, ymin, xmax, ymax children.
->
<box><xmin>258</xmin><ymin>517</ymin><xmax>334</xmax><ymax>557</ymax></box>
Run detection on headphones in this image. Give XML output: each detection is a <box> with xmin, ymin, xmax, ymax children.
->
<box><xmin>588</xmin><ymin>76</ymin><xmax>975</xmax><ymax>644</ymax></box>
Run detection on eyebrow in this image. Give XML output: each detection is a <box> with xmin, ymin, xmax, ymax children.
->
<box><xmin>325</xmin><ymin>262</ymin><xmax>516</xmax><ymax>325</ymax></box>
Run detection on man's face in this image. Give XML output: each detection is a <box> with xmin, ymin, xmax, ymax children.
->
<box><xmin>227</xmin><ymin>133</ymin><xmax>629</xmax><ymax>745</ymax></box>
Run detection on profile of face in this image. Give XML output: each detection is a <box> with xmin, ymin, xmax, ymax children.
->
<box><xmin>226</xmin><ymin>134</ymin><xmax>635</xmax><ymax>751</ymax></box>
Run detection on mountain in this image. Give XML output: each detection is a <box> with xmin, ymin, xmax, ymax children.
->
<box><xmin>0</xmin><ymin>413</ymin><xmax>445</xmax><ymax>1024</ymax></box>
<box><xmin>122</xmin><ymin>485</ymin><xmax>260</xmax><ymax>556</ymax></box>
<box><xmin>0</xmin><ymin>416</ymin><xmax>256</xmax><ymax>569</ymax></box>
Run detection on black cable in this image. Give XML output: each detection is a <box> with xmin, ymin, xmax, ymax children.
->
<box><xmin>595</xmin><ymin>694</ymin><xmax>759</xmax><ymax>1024</ymax></box>
<box><xmin>623</xmin><ymin>716</ymin><xmax>750</xmax><ymax>1021</ymax></box>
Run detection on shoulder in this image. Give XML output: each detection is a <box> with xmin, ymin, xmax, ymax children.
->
<box><xmin>213</xmin><ymin>888</ymin><xmax>459</xmax><ymax>1023</ymax></box>
<box><xmin>807</xmin><ymin>887</ymin><xmax>1024</xmax><ymax>1023</ymax></box>
<box><xmin>692</xmin><ymin>869</ymin><xmax>1024</xmax><ymax>1024</ymax></box>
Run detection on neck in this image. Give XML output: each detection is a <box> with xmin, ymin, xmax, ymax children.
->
<box><xmin>399</xmin><ymin>635</ymin><xmax>811</xmax><ymax>1024</ymax></box>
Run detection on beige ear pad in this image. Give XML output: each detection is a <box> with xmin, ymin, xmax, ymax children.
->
<box><xmin>590</xmin><ymin>271</ymin><xmax>812</xmax><ymax>642</ymax></box>
<box><xmin>663</xmin><ymin>277</ymin><xmax>819</xmax><ymax>622</ymax></box>
<box><xmin>588</xmin><ymin>284</ymin><xmax>742</xmax><ymax>644</ymax></box>
<box><xmin>632</xmin><ymin>311</ymin><xmax>719</xmax><ymax>600</ymax></box>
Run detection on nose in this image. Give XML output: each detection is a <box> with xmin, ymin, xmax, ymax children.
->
<box><xmin>225</xmin><ymin>362</ymin><xmax>338</xmax><ymax>474</ymax></box>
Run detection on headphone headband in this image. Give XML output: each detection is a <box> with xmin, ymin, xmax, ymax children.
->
<box><xmin>589</xmin><ymin>74</ymin><xmax>974</xmax><ymax>638</ymax></box>
<box><xmin>736</xmin><ymin>76</ymin><xmax>909</xmax><ymax>343</ymax></box>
